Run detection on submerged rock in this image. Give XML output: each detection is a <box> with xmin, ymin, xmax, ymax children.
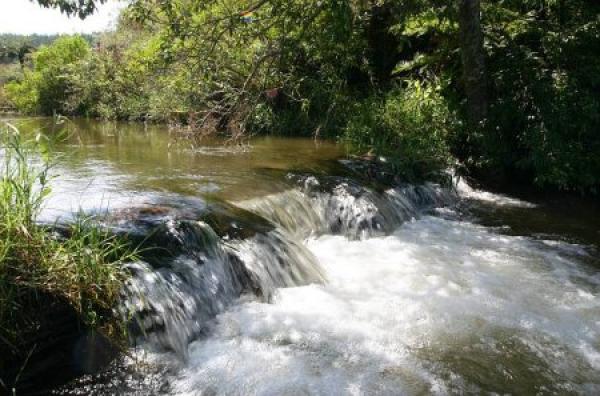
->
<box><xmin>104</xmin><ymin>197</ymin><xmax>274</xmax><ymax>264</ymax></box>
<box><xmin>52</xmin><ymin>355</ymin><xmax>171</xmax><ymax>396</ymax></box>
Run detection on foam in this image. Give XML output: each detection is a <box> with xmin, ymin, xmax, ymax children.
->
<box><xmin>455</xmin><ymin>178</ymin><xmax>537</xmax><ymax>208</ymax></box>
<box><xmin>165</xmin><ymin>216</ymin><xmax>599</xmax><ymax>394</ymax></box>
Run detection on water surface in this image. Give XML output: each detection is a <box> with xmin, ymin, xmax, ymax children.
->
<box><xmin>6</xmin><ymin>117</ymin><xmax>343</xmax><ymax>220</ymax></box>
<box><xmin>2</xmin><ymin>117</ymin><xmax>599</xmax><ymax>395</ymax></box>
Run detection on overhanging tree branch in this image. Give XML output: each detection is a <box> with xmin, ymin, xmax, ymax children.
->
<box><xmin>32</xmin><ymin>0</ymin><xmax>107</xmax><ymax>19</ymax></box>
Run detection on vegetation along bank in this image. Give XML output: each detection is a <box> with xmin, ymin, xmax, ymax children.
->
<box><xmin>3</xmin><ymin>0</ymin><xmax>599</xmax><ymax>193</ymax></box>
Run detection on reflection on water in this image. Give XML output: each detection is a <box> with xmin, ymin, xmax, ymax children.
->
<box><xmin>5</xmin><ymin>117</ymin><xmax>344</xmax><ymax>220</ymax></box>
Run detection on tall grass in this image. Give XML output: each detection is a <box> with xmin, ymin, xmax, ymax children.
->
<box><xmin>0</xmin><ymin>122</ymin><xmax>134</xmax><ymax>361</ymax></box>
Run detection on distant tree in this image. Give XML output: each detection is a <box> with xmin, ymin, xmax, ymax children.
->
<box><xmin>5</xmin><ymin>35</ymin><xmax>91</xmax><ymax>114</ymax></box>
<box><xmin>17</xmin><ymin>44</ymin><xmax>35</xmax><ymax>69</ymax></box>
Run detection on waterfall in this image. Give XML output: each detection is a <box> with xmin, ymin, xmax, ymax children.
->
<box><xmin>119</xmin><ymin>176</ymin><xmax>457</xmax><ymax>357</ymax></box>
<box><xmin>238</xmin><ymin>176</ymin><xmax>456</xmax><ymax>239</ymax></box>
<box><xmin>121</xmin><ymin>220</ymin><xmax>324</xmax><ymax>356</ymax></box>
<box><xmin>66</xmin><ymin>173</ymin><xmax>599</xmax><ymax>396</ymax></box>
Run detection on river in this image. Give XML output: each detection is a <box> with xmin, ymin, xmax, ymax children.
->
<box><xmin>4</xmin><ymin>117</ymin><xmax>600</xmax><ymax>395</ymax></box>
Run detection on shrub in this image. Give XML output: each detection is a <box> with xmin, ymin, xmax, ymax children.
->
<box><xmin>4</xmin><ymin>73</ymin><xmax>39</xmax><ymax>113</ymax></box>
<box><xmin>5</xmin><ymin>36</ymin><xmax>90</xmax><ymax>115</ymax></box>
<box><xmin>343</xmin><ymin>79</ymin><xmax>456</xmax><ymax>181</ymax></box>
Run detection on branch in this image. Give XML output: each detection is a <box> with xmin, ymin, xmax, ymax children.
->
<box><xmin>32</xmin><ymin>0</ymin><xmax>107</xmax><ymax>19</ymax></box>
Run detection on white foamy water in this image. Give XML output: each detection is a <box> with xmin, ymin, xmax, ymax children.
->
<box><xmin>163</xmin><ymin>215</ymin><xmax>600</xmax><ymax>395</ymax></box>
<box><xmin>455</xmin><ymin>178</ymin><xmax>537</xmax><ymax>208</ymax></box>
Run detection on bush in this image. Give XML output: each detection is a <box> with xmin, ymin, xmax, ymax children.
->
<box><xmin>463</xmin><ymin>0</ymin><xmax>600</xmax><ymax>192</ymax></box>
<box><xmin>343</xmin><ymin>79</ymin><xmax>456</xmax><ymax>181</ymax></box>
<box><xmin>5</xmin><ymin>36</ymin><xmax>90</xmax><ymax>115</ymax></box>
<box><xmin>4</xmin><ymin>72</ymin><xmax>39</xmax><ymax>113</ymax></box>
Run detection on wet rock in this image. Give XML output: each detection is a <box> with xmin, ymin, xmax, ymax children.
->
<box><xmin>102</xmin><ymin>197</ymin><xmax>274</xmax><ymax>267</ymax></box>
<box><xmin>200</xmin><ymin>201</ymin><xmax>273</xmax><ymax>240</ymax></box>
<box><xmin>0</xmin><ymin>295</ymin><xmax>119</xmax><ymax>395</ymax></box>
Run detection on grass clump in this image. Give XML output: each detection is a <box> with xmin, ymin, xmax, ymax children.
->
<box><xmin>0</xmin><ymin>123</ymin><xmax>134</xmax><ymax>371</ymax></box>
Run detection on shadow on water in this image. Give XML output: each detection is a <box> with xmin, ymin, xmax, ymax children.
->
<box><xmin>455</xmin><ymin>177</ymin><xmax>600</xmax><ymax>249</ymax></box>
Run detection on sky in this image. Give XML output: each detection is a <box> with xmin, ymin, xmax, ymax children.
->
<box><xmin>0</xmin><ymin>0</ymin><xmax>127</xmax><ymax>35</ymax></box>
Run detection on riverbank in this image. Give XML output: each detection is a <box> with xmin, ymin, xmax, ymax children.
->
<box><xmin>4</xmin><ymin>0</ymin><xmax>600</xmax><ymax>194</ymax></box>
<box><xmin>0</xmin><ymin>126</ymin><xmax>135</xmax><ymax>393</ymax></box>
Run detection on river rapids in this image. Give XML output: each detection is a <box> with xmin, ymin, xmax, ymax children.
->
<box><xmin>76</xmin><ymin>176</ymin><xmax>600</xmax><ymax>396</ymax></box>
<box><xmin>5</xmin><ymin>119</ymin><xmax>595</xmax><ymax>395</ymax></box>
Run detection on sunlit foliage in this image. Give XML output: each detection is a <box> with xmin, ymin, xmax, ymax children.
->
<box><xmin>5</xmin><ymin>0</ymin><xmax>600</xmax><ymax>191</ymax></box>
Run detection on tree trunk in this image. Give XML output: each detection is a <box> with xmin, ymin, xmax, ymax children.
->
<box><xmin>458</xmin><ymin>0</ymin><xmax>488</xmax><ymax>125</ymax></box>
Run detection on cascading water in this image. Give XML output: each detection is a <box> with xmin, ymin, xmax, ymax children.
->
<box><xmin>115</xmin><ymin>176</ymin><xmax>458</xmax><ymax>358</ymax></box>
<box><xmin>79</xmin><ymin>174</ymin><xmax>599</xmax><ymax>395</ymax></box>
<box><xmin>238</xmin><ymin>175</ymin><xmax>455</xmax><ymax>239</ymax></box>
<box><xmin>120</xmin><ymin>217</ymin><xmax>325</xmax><ymax>357</ymax></box>
<box><xmin>166</xmin><ymin>215</ymin><xmax>599</xmax><ymax>395</ymax></box>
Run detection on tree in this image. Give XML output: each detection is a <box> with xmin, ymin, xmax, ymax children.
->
<box><xmin>458</xmin><ymin>0</ymin><xmax>488</xmax><ymax>125</ymax></box>
<box><xmin>17</xmin><ymin>44</ymin><xmax>35</xmax><ymax>69</ymax></box>
<box><xmin>33</xmin><ymin>0</ymin><xmax>106</xmax><ymax>18</ymax></box>
<box><xmin>5</xmin><ymin>35</ymin><xmax>91</xmax><ymax>114</ymax></box>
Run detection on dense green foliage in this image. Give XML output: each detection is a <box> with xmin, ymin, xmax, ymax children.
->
<box><xmin>0</xmin><ymin>124</ymin><xmax>133</xmax><ymax>372</ymax></box>
<box><xmin>344</xmin><ymin>80</ymin><xmax>456</xmax><ymax>181</ymax></box>
<box><xmin>3</xmin><ymin>0</ymin><xmax>600</xmax><ymax>192</ymax></box>
<box><xmin>5</xmin><ymin>36</ymin><xmax>90</xmax><ymax>114</ymax></box>
<box><xmin>478</xmin><ymin>0</ymin><xmax>600</xmax><ymax>191</ymax></box>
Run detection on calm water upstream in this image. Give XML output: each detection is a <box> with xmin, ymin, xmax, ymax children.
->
<box><xmin>6</xmin><ymin>117</ymin><xmax>342</xmax><ymax>221</ymax></box>
<box><xmin>3</xmin><ymin>117</ymin><xmax>600</xmax><ymax>395</ymax></box>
